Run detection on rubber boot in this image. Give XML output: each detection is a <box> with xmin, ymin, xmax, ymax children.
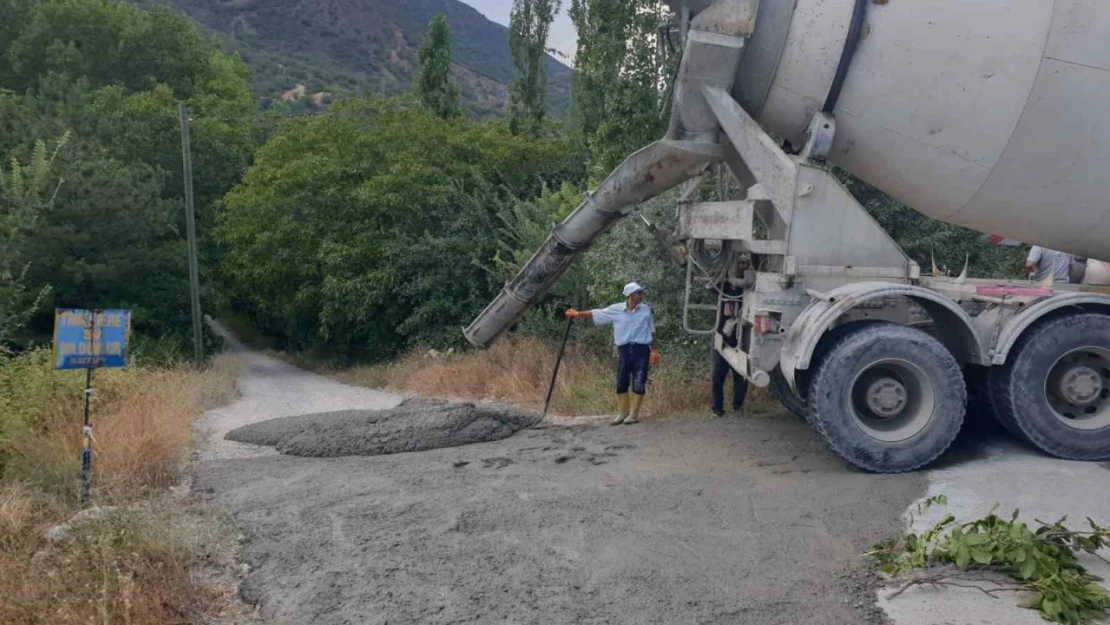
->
<box><xmin>625</xmin><ymin>394</ymin><xmax>644</xmax><ymax>424</ymax></box>
<box><xmin>612</xmin><ymin>393</ymin><xmax>630</xmax><ymax>425</ymax></box>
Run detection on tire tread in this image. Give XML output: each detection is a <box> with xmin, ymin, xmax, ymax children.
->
<box><xmin>769</xmin><ymin>366</ymin><xmax>808</xmax><ymax>421</ymax></box>
<box><xmin>808</xmin><ymin>322</ymin><xmax>966</xmax><ymax>473</ymax></box>
<box><xmin>991</xmin><ymin>313</ymin><xmax>1110</xmax><ymax>461</ymax></box>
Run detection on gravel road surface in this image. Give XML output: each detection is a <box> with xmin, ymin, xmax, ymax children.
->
<box><xmin>195</xmin><ymin>327</ymin><xmax>921</xmax><ymax>624</ymax></box>
<box><xmin>195</xmin><ymin>322</ymin><xmax>404</xmax><ymax>461</ymax></box>
<box><xmin>195</xmin><ymin>324</ymin><xmax>1110</xmax><ymax>625</ymax></box>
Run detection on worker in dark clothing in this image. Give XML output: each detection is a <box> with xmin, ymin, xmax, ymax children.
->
<box><xmin>711</xmin><ymin>288</ymin><xmax>747</xmax><ymax>418</ymax></box>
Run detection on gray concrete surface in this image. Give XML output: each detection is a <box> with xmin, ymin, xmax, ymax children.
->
<box><xmin>197</xmin><ymin>417</ymin><xmax>920</xmax><ymax>625</ymax></box>
<box><xmin>226</xmin><ymin>399</ymin><xmax>540</xmax><ymax>457</ymax></box>
<box><xmin>193</xmin><ymin>328</ymin><xmax>922</xmax><ymax>625</ymax></box>
<box><xmin>878</xmin><ymin>435</ymin><xmax>1110</xmax><ymax>625</ymax></box>
<box><xmin>194</xmin><ymin>326</ymin><xmax>1110</xmax><ymax>625</ymax></box>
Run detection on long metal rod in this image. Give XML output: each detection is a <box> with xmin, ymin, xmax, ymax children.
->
<box><xmin>179</xmin><ymin>103</ymin><xmax>203</xmax><ymax>364</ymax></box>
<box><xmin>81</xmin><ymin>365</ymin><xmax>92</xmax><ymax>505</ymax></box>
<box><xmin>541</xmin><ymin>317</ymin><xmax>574</xmax><ymax>419</ymax></box>
<box><xmin>80</xmin><ymin>312</ymin><xmax>96</xmax><ymax>506</ymax></box>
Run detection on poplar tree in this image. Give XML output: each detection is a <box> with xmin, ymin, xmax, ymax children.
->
<box><xmin>508</xmin><ymin>0</ymin><xmax>561</xmax><ymax>136</ymax></box>
<box><xmin>415</xmin><ymin>14</ymin><xmax>461</xmax><ymax>119</ymax></box>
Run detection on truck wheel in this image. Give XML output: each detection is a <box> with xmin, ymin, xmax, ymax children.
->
<box><xmin>990</xmin><ymin>313</ymin><xmax>1110</xmax><ymax>460</ymax></box>
<box><xmin>769</xmin><ymin>366</ymin><xmax>808</xmax><ymax>421</ymax></box>
<box><xmin>808</xmin><ymin>323</ymin><xmax>966</xmax><ymax>473</ymax></box>
<box><xmin>986</xmin><ymin>372</ymin><xmax>1030</xmax><ymax>443</ymax></box>
<box><xmin>790</xmin><ymin>319</ymin><xmax>886</xmax><ymax>425</ymax></box>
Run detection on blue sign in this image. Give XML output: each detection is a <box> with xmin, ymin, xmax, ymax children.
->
<box><xmin>53</xmin><ymin>309</ymin><xmax>131</xmax><ymax>370</ymax></box>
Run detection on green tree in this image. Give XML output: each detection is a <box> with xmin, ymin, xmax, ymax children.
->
<box><xmin>838</xmin><ymin>171</ymin><xmax>1027</xmax><ymax>279</ymax></box>
<box><xmin>414</xmin><ymin>14</ymin><xmax>461</xmax><ymax>119</ymax></box>
<box><xmin>218</xmin><ymin>97</ymin><xmax>574</xmax><ymax>359</ymax></box>
<box><xmin>508</xmin><ymin>0</ymin><xmax>561</xmax><ymax>136</ymax></box>
<box><xmin>569</xmin><ymin>0</ymin><xmax>673</xmax><ymax>176</ymax></box>
<box><xmin>0</xmin><ymin>133</ymin><xmax>68</xmax><ymax>347</ymax></box>
<box><xmin>0</xmin><ymin>0</ymin><xmax>256</xmax><ymax>347</ymax></box>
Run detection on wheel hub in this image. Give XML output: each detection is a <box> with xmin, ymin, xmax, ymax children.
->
<box><xmin>865</xmin><ymin>378</ymin><xmax>907</xmax><ymax>417</ymax></box>
<box><xmin>849</xmin><ymin>358</ymin><xmax>936</xmax><ymax>443</ymax></box>
<box><xmin>1057</xmin><ymin>365</ymin><xmax>1102</xmax><ymax>405</ymax></box>
<box><xmin>1045</xmin><ymin>347</ymin><xmax>1110</xmax><ymax>430</ymax></box>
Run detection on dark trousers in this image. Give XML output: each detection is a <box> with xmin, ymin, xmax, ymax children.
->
<box><xmin>616</xmin><ymin>343</ymin><xmax>651</xmax><ymax>395</ymax></box>
<box><xmin>711</xmin><ymin>350</ymin><xmax>748</xmax><ymax>412</ymax></box>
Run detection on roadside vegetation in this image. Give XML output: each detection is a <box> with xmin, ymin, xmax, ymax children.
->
<box><xmin>0</xmin><ymin>349</ymin><xmax>245</xmax><ymax>625</ymax></box>
<box><xmin>872</xmin><ymin>496</ymin><xmax>1110</xmax><ymax>625</ymax></box>
<box><xmin>0</xmin><ymin>0</ymin><xmax>255</xmax><ymax>353</ymax></box>
<box><xmin>330</xmin><ymin>335</ymin><xmax>777</xmax><ymax>419</ymax></box>
<box><xmin>0</xmin><ymin>2</ymin><xmax>260</xmax><ymax>622</ymax></box>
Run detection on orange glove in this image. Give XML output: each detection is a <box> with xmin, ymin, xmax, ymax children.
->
<box><xmin>565</xmin><ymin>308</ymin><xmax>580</xmax><ymax>319</ymax></box>
<box><xmin>649</xmin><ymin>350</ymin><xmax>660</xmax><ymax>366</ymax></box>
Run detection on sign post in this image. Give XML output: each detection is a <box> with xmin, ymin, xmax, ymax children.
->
<box><xmin>53</xmin><ymin>309</ymin><xmax>131</xmax><ymax>505</ymax></box>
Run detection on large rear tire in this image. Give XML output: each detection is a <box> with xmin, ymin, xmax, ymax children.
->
<box><xmin>808</xmin><ymin>323</ymin><xmax>966</xmax><ymax>473</ymax></box>
<box><xmin>990</xmin><ymin>313</ymin><xmax>1110</xmax><ymax>460</ymax></box>
<box><xmin>769</xmin><ymin>366</ymin><xmax>808</xmax><ymax>420</ymax></box>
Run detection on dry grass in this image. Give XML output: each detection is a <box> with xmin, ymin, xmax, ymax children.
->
<box><xmin>0</xmin><ymin>351</ymin><xmax>247</xmax><ymax>625</ymax></box>
<box><xmin>0</xmin><ymin>481</ymin><xmax>36</xmax><ymax>541</ymax></box>
<box><xmin>334</xmin><ymin>336</ymin><xmax>773</xmax><ymax>419</ymax></box>
<box><xmin>0</xmin><ymin>495</ymin><xmax>254</xmax><ymax>625</ymax></box>
<box><xmin>3</xmin><ymin>354</ymin><xmax>243</xmax><ymax>501</ymax></box>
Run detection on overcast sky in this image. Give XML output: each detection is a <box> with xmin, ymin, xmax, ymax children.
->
<box><xmin>460</xmin><ymin>0</ymin><xmax>577</xmax><ymax>65</ymax></box>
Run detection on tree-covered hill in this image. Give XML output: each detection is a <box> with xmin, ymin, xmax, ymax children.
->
<box><xmin>134</xmin><ymin>0</ymin><xmax>572</xmax><ymax>118</ymax></box>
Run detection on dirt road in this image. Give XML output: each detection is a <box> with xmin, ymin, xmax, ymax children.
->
<box><xmin>196</xmin><ymin>324</ymin><xmax>405</xmax><ymax>462</ymax></box>
<box><xmin>194</xmin><ymin>328</ymin><xmax>1110</xmax><ymax>625</ymax></box>
<box><xmin>195</xmin><ymin>330</ymin><xmax>921</xmax><ymax>624</ymax></box>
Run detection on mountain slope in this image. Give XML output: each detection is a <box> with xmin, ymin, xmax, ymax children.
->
<box><xmin>143</xmin><ymin>0</ymin><xmax>571</xmax><ymax>118</ymax></box>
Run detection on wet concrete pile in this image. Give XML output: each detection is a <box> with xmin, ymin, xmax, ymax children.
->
<box><xmin>225</xmin><ymin>398</ymin><xmax>542</xmax><ymax>457</ymax></box>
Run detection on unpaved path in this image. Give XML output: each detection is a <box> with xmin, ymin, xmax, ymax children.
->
<box><xmin>194</xmin><ymin>326</ymin><xmax>922</xmax><ymax>625</ymax></box>
<box><xmin>195</xmin><ymin>325</ymin><xmax>1110</xmax><ymax>625</ymax></box>
<box><xmin>196</xmin><ymin>322</ymin><xmax>404</xmax><ymax>461</ymax></box>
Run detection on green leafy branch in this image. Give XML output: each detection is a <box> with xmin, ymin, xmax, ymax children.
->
<box><xmin>869</xmin><ymin>498</ymin><xmax>1110</xmax><ymax>624</ymax></box>
<box><xmin>0</xmin><ymin>132</ymin><xmax>70</xmax><ymax>240</ymax></box>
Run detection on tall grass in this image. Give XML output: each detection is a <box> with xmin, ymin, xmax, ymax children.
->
<box><xmin>1</xmin><ymin>350</ymin><xmax>241</xmax><ymax>501</ymax></box>
<box><xmin>333</xmin><ymin>336</ymin><xmax>772</xmax><ymax>418</ymax></box>
<box><xmin>0</xmin><ymin>349</ymin><xmax>244</xmax><ymax>625</ymax></box>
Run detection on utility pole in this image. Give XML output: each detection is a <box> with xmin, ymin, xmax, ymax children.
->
<box><xmin>179</xmin><ymin>103</ymin><xmax>203</xmax><ymax>364</ymax></box>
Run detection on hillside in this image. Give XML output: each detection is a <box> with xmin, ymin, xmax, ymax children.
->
<box><xmin>139</xmin><ymin>0</ymin><xmax>572</xmax><ymax>118</ymax></box>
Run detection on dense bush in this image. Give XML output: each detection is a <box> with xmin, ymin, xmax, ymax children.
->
<box><xmin>218</xmin><ymin>97</ymin><xmax>578</xmax><ymax>359</ymax></box>
<box><xmin>0</xmin><ymin>0</ymin><xmax>256</xmax><ymax>349</ymax></box>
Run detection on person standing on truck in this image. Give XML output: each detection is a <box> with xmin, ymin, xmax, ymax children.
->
<box><xmin>711</xmin><ymin>286</ymin><xmax>748</xmax><ymax>418</ymax></box>
<box><xmin>565</xmin><ymin>282</ymin><xmax>659</xmax><ymax>425</ymax></box>
<box><xmin>1026</xmin><ymin>245</ymin><xmax>1072</xmax><ymax>283</ymax></box>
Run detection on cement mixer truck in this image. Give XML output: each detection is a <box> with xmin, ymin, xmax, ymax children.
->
<box><xmin>466</xmin><ymin>0</ymin><xmax>1110</xmax><ymax>473</ymax></box>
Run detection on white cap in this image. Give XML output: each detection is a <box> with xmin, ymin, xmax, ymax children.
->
<box><xmin>622</xmin><ymin>282</ymin><xmax>646</xmax><ymax>297</ymax></box>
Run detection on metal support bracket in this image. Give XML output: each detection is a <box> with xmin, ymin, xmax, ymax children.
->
<box><xmin>800</xmin><ymin>112</ymin><xmax>836</xmax><ymax>162</ymax></box>
<box><xmin>714</xmin><ymin>332</ymin><xmax>771</xmax><ymax>387</ymax></box>
<box><xmin>677</xmin><ymin>200</ymin><xmax>755</xmax><ymax>240</ymax></box>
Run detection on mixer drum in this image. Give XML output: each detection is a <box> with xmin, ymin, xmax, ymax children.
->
<box><xmin>724</xmin><ymin>0</ymin><xmax>1110</xmax><ymax>261</ymax></box>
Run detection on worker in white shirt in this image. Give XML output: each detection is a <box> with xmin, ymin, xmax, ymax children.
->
<box><xmin>565</xmin><ymin>282</ymin><xmax>659</xmax><ymax>425</ymax></box>
<box><xmin>1026</xmin><ymin>246</ymin><xmax>1071</xmax><ymax>282</ymax></box>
